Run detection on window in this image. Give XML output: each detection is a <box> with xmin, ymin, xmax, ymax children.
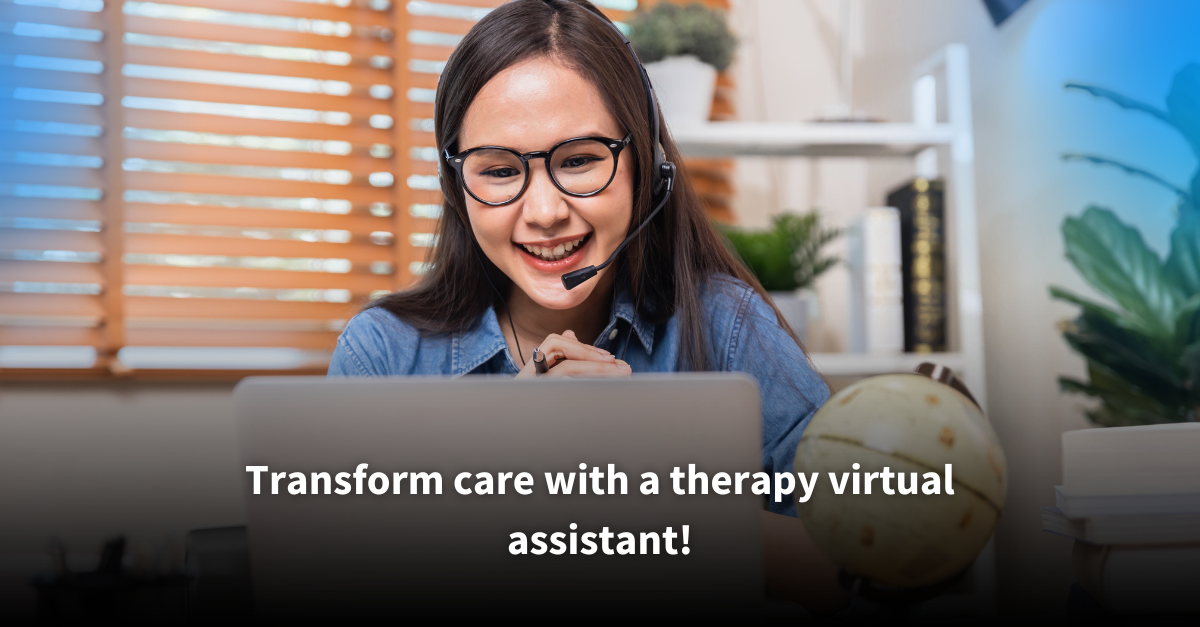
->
<box><xmin>0</xmin><ymin>0</ymin><xmax>677</xmax><ymax>378</ymax></box>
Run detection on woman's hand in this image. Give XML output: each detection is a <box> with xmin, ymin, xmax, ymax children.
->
<box><xmin>515</xmin><ymin>330</ymin><xmax>631</xmax><ymax>379</ymax></box>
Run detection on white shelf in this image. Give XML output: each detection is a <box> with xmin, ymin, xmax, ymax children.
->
<box><xmin>809</xmin><ymin>352</ymin><xmax>966</xmax><ymax>377</ymax></box>
<box><xmin>671</xmin><ymin>122</ymin><xmax>955</xmax><ymax>158</ymax></box>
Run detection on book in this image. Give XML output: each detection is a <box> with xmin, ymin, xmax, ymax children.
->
<box><xmin>1054</xmin><ymin>486</ymin><xmax>1200</xmax><ymax>518</ymax></box>
<box><xmin>1062</xmin><ymin>423</ymin><xmax>1200</xmax><ymax>495</ymax></box>
<box><xmin>886</xmin><ymin>178</ymin><xmax>946</xmax><ymax>353</ymax></box>
<box><xmin>847</xmin><ymin>207</ymin><xmax>904</xmax><ymax>354</ymax></box>
<box><xmin>1073</xmin><ymin>541</ymin><xmax>1200</xmax><ymax>614</ymax></box>
<box><xmin>1042</xmin><ymin>507</ymin><xmax>1200</xmax><ymax>545</ymax></box>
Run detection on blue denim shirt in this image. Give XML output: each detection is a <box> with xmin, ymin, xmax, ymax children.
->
<box><xmin>328</xmin><ymin>276</ymin><xmax>829</xmax><ymax>516</ymax></box>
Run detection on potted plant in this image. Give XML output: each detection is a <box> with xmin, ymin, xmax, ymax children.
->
<box><xmin>628</xmin><ymin>2</ymin><xmax>737</xmax><ymax>127</ymax></box>
<box><xmin>1051</xmin><ymin>64</ymin><xmax>1200</xmax><ymax>426</ymax></box>
<box><xmin>722</xmin><ymin>211</ymin><xmax>840</xmax><ymax>340</ymax></box>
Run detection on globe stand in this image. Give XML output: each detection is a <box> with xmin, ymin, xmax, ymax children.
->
<box><xmin>837</xmin><ymin>564</ymin><xmax>972</xmax><ymax>620</ymax></box>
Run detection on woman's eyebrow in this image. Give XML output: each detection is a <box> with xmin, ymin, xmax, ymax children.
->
<box><xmin>464</xmin><ymin>132</ymin><xmax>620</xmax><ymax>151</ymax></box>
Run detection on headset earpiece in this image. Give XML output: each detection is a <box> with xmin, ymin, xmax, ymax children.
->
<box><xmin>558</xmin><ymin>1</ymin><xmax>681</xmax><ymax>290</ymax></box>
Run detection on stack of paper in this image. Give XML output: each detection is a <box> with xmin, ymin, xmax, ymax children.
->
<box><xmin>1043</xmin><ymin>423</ymin><xmax>1200</xmax><ymax>614</ymax></box>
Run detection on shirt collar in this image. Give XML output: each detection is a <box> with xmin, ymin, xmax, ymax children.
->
<box><xmin>451</xmin><ymin>307</ymin><xmax>512</xmax><ymax>376</ymax></box>
<box><xmin>452</xmin><ymin>286</ymin><xmax>656</xmax><ymax>376</ymax></box>
<box><xmin>611</xmin><ymin>285</ymin><xmax>656</xmax><ymax>355</ymax></box>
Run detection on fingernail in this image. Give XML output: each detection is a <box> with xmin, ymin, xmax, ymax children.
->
<box><xmin>596</xmin><ymin>347</ymin><xmax>610</xmax><ymax>354</ymax></box>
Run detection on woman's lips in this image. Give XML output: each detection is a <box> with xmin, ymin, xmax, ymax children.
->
<box><xmin>514</xmin><ymin>232</ymin><xmax>593</xmax><ymax>271</ymax></box>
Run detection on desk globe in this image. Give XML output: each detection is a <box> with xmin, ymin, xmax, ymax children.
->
<box><xmin>795</xmin><ymin>367</ymin><xmax>1007</xmax><ymax>590</ymax></box>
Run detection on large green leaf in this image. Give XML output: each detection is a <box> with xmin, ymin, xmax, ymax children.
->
<box><xmin>1062</xmin><ymin>206</ymin><xmax>1181</xmax><ymax>336</ymax></box>
<box><xmin>1049</xmin><ymin>285</ymin><xmax>1148</xmax><ymax>333</ymax></box>
<box><xmin>1059</xmin><ymin>361</ymin><xmax>1179</xmax><ymax>425</ymax></box>
<box><xmin>1066</xmin><ymin>83</ymin><xmax>1172</xmax><ymax>127</ymax></box>
<box><xmin>1165</xmin><ymin>64</ymin><xmax>1200</xmax><ymax>159</ymax></box>
<box><xmin>1175</xmin><ymin>294</ymin><xmax>1200</xmax><ymax>345</ymax></box>
<box><xmin>1182</xmin><ymin>343</ymin><xmax>1200</xmax><ymax>408</ymax></box>
<box><xmin>1165</xmin><ymin>209</ymin><xmax>1200</xmax><ymax>297</ymax></box>
<box><xmin>1061</xmin><ymin>311</ymin><xmax>1185</xmax><ymax>405</ymax></box>
<box><xmin>1062</xmin><ymin>154</ymin><xmax>1191</xmax><ymax>204</ymax></box>
<box><xmin>1190</xmin><ymin>171</ymin><xmax>1200</xmax><ymax>214</ymax></box>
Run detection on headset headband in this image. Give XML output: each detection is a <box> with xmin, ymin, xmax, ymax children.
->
<box><xmin>572</xmin><ymin>1</ymin><xmax>668</xmax><ymax>194</ymax></box>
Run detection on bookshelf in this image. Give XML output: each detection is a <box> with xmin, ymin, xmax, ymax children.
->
<box><xmin>673</xmin><ymin>122</ymin><xmax>957</xmax><ymax>158</ymax></box>
<box><xmin>675</xmin><ymin>44</ymin><xmax>993</xmax><ymax>617</ymax></box>
<box><xmin>673</xmin><ymin>44</ymin><xmax>985</xmax><ymax>407</ymax></box>
<box><xmin>810</xmin><ymin>351</ymin><xmax>967</xmax><ymax>377</ymax></box>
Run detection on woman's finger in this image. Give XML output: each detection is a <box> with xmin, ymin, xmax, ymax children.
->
<box><xmin>513</xmin><ymin>331</ymin><xmax>616</xmax><ymax>379</ymax></box>
<box><xmin>542</xmin><ymin>359</ymin><xmax>631</xmax><ymax>379</ymax></box>
<box><xmin>537</xmin><ymin>332</ymin><xmax>613</xmax><ymax>367</ymax></box>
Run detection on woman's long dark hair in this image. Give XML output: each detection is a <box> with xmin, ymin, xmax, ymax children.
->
<box><xmin>371</xmin><ymin>0</ymin><xmax>809</xmax><ymax>371</ymax></box>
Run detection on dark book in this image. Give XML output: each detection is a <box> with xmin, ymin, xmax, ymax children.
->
<box><xmin>886</xmin><ymin>178</ymin><xmax>947</xmax><ymax>353</ymax></box>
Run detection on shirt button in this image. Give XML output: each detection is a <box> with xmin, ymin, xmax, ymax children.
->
<box><xmin>608</xmin><ymin>329</ymin><xmax>619</xmax><ymax>341</ymax></box>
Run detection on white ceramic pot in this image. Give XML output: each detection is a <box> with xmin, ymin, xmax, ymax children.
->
<box><xmin>643</xmin><ymin>55</ymin><xmax>717</xmax><ymax>128</ymax></box>
<box><xmin>769</xmin><ymin>290</ymin><xmax>816</xmax><ymax>342</ymax></box>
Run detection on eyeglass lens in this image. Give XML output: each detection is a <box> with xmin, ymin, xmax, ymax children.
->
<box><xmin>461</xmin><ymin>138</ymin><xmax>616</xmax><ymax>204</ymax></box>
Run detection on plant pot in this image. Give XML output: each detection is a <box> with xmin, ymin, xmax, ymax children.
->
<box><xmin>643</xmin><ymin>55</ymin><xmax>717</xmax><ymax>127</ymax></box>
<box><xmin>769</xmin><ymin>290</ymin><xmax>816</xmax><ymax>342</ymax></box>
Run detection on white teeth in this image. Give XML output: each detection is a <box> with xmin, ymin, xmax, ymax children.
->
<box><xmin>520</xmin><ymin>235</ymin><xmax>587</xmax><ymax>261</ymax></box>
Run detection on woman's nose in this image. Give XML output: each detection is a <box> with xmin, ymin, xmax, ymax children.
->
<box><xmin>520</xmin><ymin>165</ymin><xmax>569</xmax><ymax>229</ymax></box>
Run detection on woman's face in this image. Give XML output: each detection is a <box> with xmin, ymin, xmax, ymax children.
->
<box><xmin>458</xmin><ymin>56</ymin><xmax>634</xmax><ymax>310</ymax></box>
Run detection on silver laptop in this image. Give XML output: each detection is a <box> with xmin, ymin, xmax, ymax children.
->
<box><xmin>234</xmin><ymin>374</ymin><xmax>764</xmax><ymax>620</ymax></box>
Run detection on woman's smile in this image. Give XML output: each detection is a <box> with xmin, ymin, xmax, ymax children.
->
<box><xmin>514</xmin><ymin>232</ymin><xmax>593</xmax><ymax>269</ymax></box>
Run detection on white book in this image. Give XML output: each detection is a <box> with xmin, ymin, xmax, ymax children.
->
<box><xmin>1062</xmin><ymin>423</ymin><xmax>1200</xmax><ymax>494</ymax></box>
<box><xmin>1055</xmin><ymin>486</ymin><xmax>1200</xmax><ymax>518</ymax></box>
<box><xmin>1042</xmin><ymin>506</ymin><xmax>1200</xmax><ymax>545</ymax></box>
<box><xmin>848</xmin><ymin>207</ymin><xmax>904</xmax><ymax>354</ymax></box>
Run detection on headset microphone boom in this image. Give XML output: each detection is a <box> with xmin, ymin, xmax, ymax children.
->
<box><xmin>560</xmin><ymin>1</ymin><xmax>676</xmax><ymax>290</ymax></box>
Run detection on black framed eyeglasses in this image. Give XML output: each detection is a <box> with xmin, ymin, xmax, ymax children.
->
<box><xmin>444</xmin><ymin>135</ymin><xmax>631</xmax><ymax>207</ymax></box>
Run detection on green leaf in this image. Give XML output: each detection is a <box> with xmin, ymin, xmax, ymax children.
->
<box><xmin>628</xmin><ymin>3</ymin><xmax>737</xmax><ymax>70</ymax></box>
<box><xmin>1058</xmin><ymin>377</ymin><xmax>1154</xmax><ymax>427</ymax></box>
<box><xmin>722</xmin><ymin>212</ymin><xmax>839</xmax><ymax>292</ymax></box>
<box><xmin>1175</xmin><ymin>294</ymin><xmax>1200</xmax><ymax>345</ymax></box>
<box><xmin>1165</xmin><ymin>64</ymin><xmax>1200</xmax><ymax>159</ymax></box>
<box><xmin>1061</xmin><ymin>311</ymin><xmax>1185</xmax><ymax>404</ymax></box>
<box><xmin>1049</xmin><ymin>285</ymin><xmax>1148</xmax><ymax>333</ymax></box>
<box><xmin>1182</xmin><ymin>342</ymin><xmax>1200</xmax><ymax>406</ymax></box>
<box><xmin>1189</xmin><ymin>171</ymin><xmax>1200</xmax><ymax>214</ymax></box>
<box><xmin>1165</xmin><ymin>209</ymin><xmax>1200</xmax><ymax>297</ymax></box>
<box><xmin>1060</xmin><ymin>361</ymin><xmax>1184</xmax><ymax>425</ymax></box>
<box><xmin>1061</xmin><ymin>153</ymin><xmax>1192</xmax><ymax>205</ymax></box>
<box><xmin>1065</xmin><ymin>83</ymin><xmax>1172</xmax><ymax>126</ymax></box>
<box><xmin>1062</xmin><ymin>206</ymin><xmax>1181</xmax><ymax>336</ymax></box>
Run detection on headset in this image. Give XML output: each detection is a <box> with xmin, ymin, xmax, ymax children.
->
<box><xmin>447</xmin><ymin>0</ymin><xmax>677</xmax><ymax>366</ymax></box>
<box><xmin>558</xmin><ymin>0</ymin><xmax>677</xmax><ymax>290</ymax></box>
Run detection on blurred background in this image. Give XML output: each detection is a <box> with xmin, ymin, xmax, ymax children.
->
<box><xmin>2</xmin><ymin>0</ymin><xmax>1198</xmax><ymax>618</ymax></box>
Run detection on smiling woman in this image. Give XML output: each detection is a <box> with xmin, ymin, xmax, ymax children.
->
<box><xmin>329</xmin><ymin>0</ymin><xmax>829</xmax><ymax>511</ymax></box>
<box><xmin>326</xmin><ymin>4</ymin><xmax>844</xmax><ymax>610</ymax></box>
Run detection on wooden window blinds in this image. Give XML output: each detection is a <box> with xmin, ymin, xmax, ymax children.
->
<box><xmin>0</xmin><ymin>0</ymin><xmax>637</xmax><ymax>378</ymax></box>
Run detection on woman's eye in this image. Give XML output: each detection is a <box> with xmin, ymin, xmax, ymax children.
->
<box><xmin>561</xmin><ymin>156</ymin><xmax>597</xmax><ymax>168</ymax></box>
<box><xmin>481</xmin><ymin>167</ymin><xmax>521</xmax><ymax>178</ymax></box>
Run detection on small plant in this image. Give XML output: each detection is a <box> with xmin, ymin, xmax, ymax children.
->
<box><xmin>723</xmin><ymin>212</ymin><xmax>840</xmax><ymax>292</ymax></box>
<box><xmin>628</xmin><ymin>2</ymin><xmax>737</xmax><ymax>71</ymax></box>
<box><xmin>1052</xmin><ymin>64</ymin><xmax>1200</xmax><ymax>426</ymax></box>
